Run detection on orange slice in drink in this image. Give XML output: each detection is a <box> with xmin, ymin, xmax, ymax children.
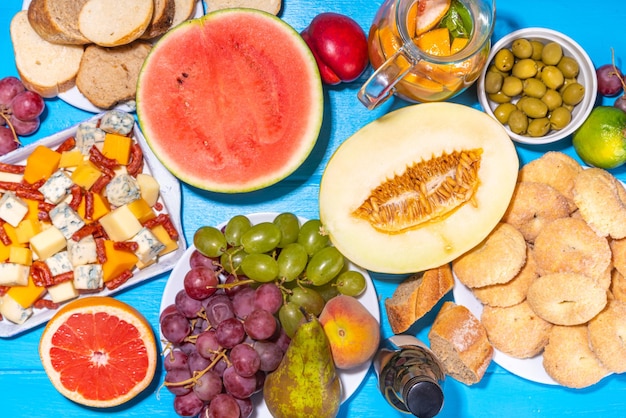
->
<box><xmin>414</xmin><ymin>0</ymin><xmax>451</xmax><ymax>37</ymax></box>
<box><xmin>416</xmin><ymin>27</ymin><xmax>451</xmax><ymax>56</ymax></box>
<box><xmin>39</xmin><ymin>296</ymin><xmax>158</xmax><ymax>408</ymax></box>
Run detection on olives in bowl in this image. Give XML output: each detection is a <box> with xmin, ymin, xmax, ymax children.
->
<box><xmin>477</xmin><ymin>28</ymin><xmax>597</xmax><ymax>145</ymax></box>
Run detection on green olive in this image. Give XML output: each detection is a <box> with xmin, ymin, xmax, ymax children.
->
<box><xmin>541</xmin><ymin>89</ymin><xmax>563</xmax><ymax>111</ymax></box>
<box><xmin>540</xmin><ymin>65</ymin><xmax>565</xmax><ymax>90</ymax></box>
<box><xmin>561</xmin><ymin>82</ymin><xmax>585</xmax><ymax>105</ymax></box>
<box><xmin>512</xmin><ymin>58</ymin><xmax>538</xmax><ymax>79</ymax></box>
<box><xmin>549</xmin><ymin>106</ymin><xmax>572</xmax><ymax>130</ymax></box>
<box><xmin>508</xmin><ymin>109</ymin><xmax>529</xmax><ymax>134</ymax></box>
<box><xmin>534</xmin><ymin>61</ymin><xmax>546</xmax><ymax>79</ymax></box>
<box><xmin>484</xmin><ymin>71</ymin><xmax>504</xmax><ymax>94</ymax></box>
<box><xmin>520</xmin><ymin>97</ymin><xmax>548</xmax><ymax>118</ymax></box>
<box><xmin>511</xmin><ymin>38</ymin><xmax>533</xmax><ymax>59</ymax></box>
<box><xmin>541</xmin><ymin>42</ymin><xmax>563</xmax><ymax>65</ymax></box>
<box><xmin>559</xmin><ymin>78</ymin><xmax>578</xmax><ymax>94</ymax></box>
<box><xmin>494</xmin><ymin>48</ymin><xmax>515</xmax><ymax>72</ymax></box>
<box><xmin>528</xmin><ymin>117</ymin><xmax>551</xmax><ymax>137</ymax></box>
<box><xmin>488</xmin><ymin>91</ymin><xmax>512</xmax><ymax>104</ymax></box>
<box><xmin>488</xmin><ymin>65</ymin><xmax>509</xmax><ymax>77</ymax></box>
<box><xmin>557</xmin><ymin>56</ymin><xmax>580</xmax><ymax>78</ymax></box>
<box><xmin>501</xmin><ymin>76</ymin><xmax>523</xmax><ymax>97</ymax></box>
<box><xmin>494</xmin><ymin>102</ymin><xmax>517</xmax><ymax>124</ymax></box>
<box><xmin>530</xmin><ymin>40</ymin><xmax>544</xmax><ymax>60</ymax></box>
<box><xmin>516</xmin><ymin>96</ymin><xmax>530</xmax><ymax>111</ymax></box>
<box><xmin>523</xmin><ymin>78</ymin><xmax>548</xmax><ymax>98</ymax></box>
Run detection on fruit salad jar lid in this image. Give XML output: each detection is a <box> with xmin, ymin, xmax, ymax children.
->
<box><xmin>404</xmin><ymin>379</ymin><xmax>444</xmax><ymax>418</ymax></box>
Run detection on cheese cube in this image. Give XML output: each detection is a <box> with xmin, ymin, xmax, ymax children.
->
<box><xmin>23</xmin><ymin>145</ymin><xmax>61</xmax><ymax>184</ymax></box>
<box><xmin>47</xmin><ymin>280</ymin><xmax>78</xmax><ymax>303</ymax></box>
<box><xmin>9</xmin><ymin>246</ymin><xmax>32</xmax><ymax>265</ymax></box>
<box><xmin>0</xmin><ymin>294</ymin><xmax>33</xmax><ymax>324</ymax></box>
<box><xmin>23</xmin><ymin>199</ymin><xmax>40</xmax><ymax>223</ymax></box>
<box><xmin>59</xmin><ymin>150</ymin><xmax>84</xmax><ymax>168</ymax></box>
<box><xmin>152</xmin><ymin>224</ymin><xmax>179</xmax><ymax>256</ymax></box>
<box><xmin>73</xmin><ymin>264</ymin><xmax>103</xmax><ymax>290</ymax></box>
<box><xmin>77</xmin><ymin>192</ymin><xmax>110</xmax><ymax>222</ymax></box>
<box><xmin>45</xmin><ymin>251</ymin><xmax>73</xmax><ymax>276</ymax></box>
<box><xmin>75</xmin><ymin>121</ymin><xmax>105</xmax><ymax>155</ymax></box>
<box><xmin>0</xmin><ymin>192</ymin><xmax>29</xmax><ymax>227</ymax></box>
<box><xmin>71</xmin><ymin>161</ymin><xmax>102</xmax><ymax>189</ymax></box>
<box><xmin>105</xmin><ymin>173</ymin><xmax>141</xmax><ymax>207</ymax></box>
<box><xmin>0</xmin><ymin>171</ymin><xmax>23</xmax><ymax>183</ymax></box>
<box><xmin>136</xmin><ymin>173</ymin><xmax>160</xmax><ymax>207</ymax></box>
<box><xmin>15</xmin><ymin>219</ymin><xmax>42</xmax><ymax>244</ymax></box>
<box><xmin>0</xmin><ymin>224</ymin><xmax>19</xmax><ymax>261</ymax></box>
<box><xmin>30</xmin><ymin>226</ymin><xmax>66</xmax><ymax>260</ymax></box>
<box><xmin>67</xmin><ymin>235</ymin><xmax>98</xmax><ymax>266</ymax></box>
<box><xmin>103</xmin><ymin>133</ymin><xmax>132</xmax><ymax>165</ymax></box>
<box><xmin>99</xmin><ymin>204</ymin><xmax>142</xmax><ymax>242</ymax></box>
<box><xmin>0</xmin><ymin>262</ymin><xmax>30</xmax><ymax>286</ymax></box>
<box><xmin>100</xmin><ymin>109</ymin><xmax>135</xmax><ymax>135</ymax></box>
<box><xmin>131</xmin><ymin>227</ymin><xmax>166</xmax><ymax>264</ymax></box>
<box><xmin>7</xmin><ymin>275</ymin><xmax>46</xmax><ymax>308</ymax></box>
<box><xmin>102</xmin><ymin>240</ymin><xmax>138</xmax><ymax>282</ymax></box>
<box><xmin>127</xmin><ymin>198</ymin><xmax>156</xmax><ymax>223</ymax></box>
<box><xmin>38</xmin><ymin>170</ymin><xmax>74</xmax><ymax>204</ymax></box>
<box><xmin>49</xmin><ymin>202</ymin><xmax>85</xmax><ymax>240</ymax></box>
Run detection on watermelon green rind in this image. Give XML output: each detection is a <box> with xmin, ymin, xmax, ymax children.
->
<box><xmin>136</xmin><ymin>9</ymin><xmax>324</xmax><ymax>193</ymax></box>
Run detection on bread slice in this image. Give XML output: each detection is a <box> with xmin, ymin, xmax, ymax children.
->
<box><xmin>385</xmin><ymin>265</ymin><xmax>454</xmax><ymax>334</ymax></box>
<box><xmin>76</xmin><ymin>41</ymin><xmax>152</xmax><ymax>109</ymax></box>
<box><xmin>27</xmin><ymin>0</ymin><xmax>90</xmax><ymax>45</ymax></box>
<box><xmin>78</xmin><ymin>0</ymin><xmax>154</xmax><ymax>47</ymax></box>
<box><xmin>141</xmin><ymin>0</ymin><xmax>176</xmax><ymax>39</ymax></box>
<box><xmin>206</xmin><ymin>0</ymin><xmax>282</xmax><ymax>15</ymax></box>
<box><xmin>428</xmin><ymin>301</ymin><xmax>493</xmax><ymax>385</ymax></box>
<box><xmin>171</xmin><ymin>0</ymin><xmax>198</xmax><ymax>28</ymax></box>
<box><xmin>11</xmin><ymin>11</ymin><xmax>84</xmax><ymax>98</ymax></box>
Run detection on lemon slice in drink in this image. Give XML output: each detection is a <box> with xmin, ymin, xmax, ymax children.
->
<box><xmin>414</xmin><ymin>0</ymin><xmax>452</xmax><ymax>37</ymax></box>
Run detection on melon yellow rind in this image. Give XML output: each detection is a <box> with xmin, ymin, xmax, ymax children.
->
<box><xmin>319</xmin><ymin>103</ymin><xmax>519</xmax><ymax>274</ymax></box>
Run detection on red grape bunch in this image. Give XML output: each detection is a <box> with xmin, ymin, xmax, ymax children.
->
<box><xmin>595</xmin><ymin>50</ymin><xmax>626</xmax><ymax>113</ymax></box>
<box><xmin>0</xmin><ymin>76</ymin><xmax>45</xmax><ymax>155</ymax></box>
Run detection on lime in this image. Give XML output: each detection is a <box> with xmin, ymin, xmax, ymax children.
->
<box><xmin>573</xmin><ymin>106</ymin><xmax>626</xmax><ymax>169</ymax></box>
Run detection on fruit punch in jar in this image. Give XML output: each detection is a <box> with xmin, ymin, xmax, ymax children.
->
<box><xmin>359</xmin><ymin>0</ymin><xmax>495</xmax><ymax>108</ymax></box>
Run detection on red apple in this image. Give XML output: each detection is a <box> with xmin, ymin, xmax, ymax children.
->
<box><xmin>301</xmin><ymin>12</ymin><xmax>369</xmax><ymax>85</ymax></box>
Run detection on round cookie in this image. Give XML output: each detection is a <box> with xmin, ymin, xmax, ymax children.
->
<box><xmin>501</xmin><ymin>181</ymin><xmax>571</xmax><ymax>242</ymax></box>
<box><xmin>533</xmin><ymin>217</ymin><xmax>611</xmax><ymax>281</ymax></box>
<box><xmin>610</xmin><ymin>237</ymin><xmax>626</xmax><ymax>278</ymax></box>
<box><xmin>527</xmin><ymin>272</ymin><xmax>607</xmax><ymax>326</ymax></box>
<box><xmin>587</xmin><ymin>300</ymin><xmax>626</xmax><ymax>373</ymax></box>
<box><xmin>543</xmin><ymin>325</ymin><xmax>610</xmax><ymax>388</ymax></box>
<box><xmin>481</xmin><ymin>300</ymin><xmax>552</xmax><ymax>358</ymax></box>
<box><xmin>452</xmin><ymin>223</ymin><xmax>526</xmax><ymax>288</ymax></box>
<box><xmin>472</xmin><ymin>245</ymin><xmax>537</xmax><ymax>307</ymax></box>
<box><xmin>610</xmin><ymin>268</ymin><xmax>626</xmax><ymax>302</ymax></box>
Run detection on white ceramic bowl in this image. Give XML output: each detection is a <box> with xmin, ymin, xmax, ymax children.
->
<box><xmin>477</xmin><ymin>27</ymin><xmax>597</xmax><ymax>145</ymax></box>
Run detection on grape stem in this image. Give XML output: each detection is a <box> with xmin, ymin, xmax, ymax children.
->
<box><xmin>0</xmin><ymin>112</ymin><xmax>20</xmax><ymax>145</ymax></box>
<box><xmin>163</xmin><ymin>348</ymin><xmax>230</xmax><ymax>388</ymax></box>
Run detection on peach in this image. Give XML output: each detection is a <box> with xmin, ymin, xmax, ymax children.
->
<box><xmin>319</xmin><ymin>294</ymin><xmax>380</xmax><ymax>369</ymax></box>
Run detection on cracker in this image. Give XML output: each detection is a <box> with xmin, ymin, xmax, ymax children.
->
<box><xmin>587</xmin><ymin>300</ymin><xmax>626</xmax><ymax>373</ymax></box>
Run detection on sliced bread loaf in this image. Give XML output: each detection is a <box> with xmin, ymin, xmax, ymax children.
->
<box><xmin>206</xmin><ymin>0</ymin><xmax>282</xmax><ymax>15</ymax></box>
<box><xmin>141</xmin><ymin>0</ymin><xmax>176</xmax><ymax>39</ymax></box>
<box><xmin>75</xmin><ymin>40</ymin><xmax>152</xmax><ymax>109</ymax></box>
<box><xmin>27</xmin><ymin>0</ymin><xmax>90</xmax><ymax>45</ymax></box>
<box><xmin>171</xmin><ymin>0</ymin><xmax>199</xmax><ymax>28</ymax></box>
<box><xmin>11</xmin><ymin>11</ymin><xmax>84</xmax><ymax>98</ymax></box>
<box><xmin>78</xmin><ymin>0</ymin><xmax>154</xmax><ymax>47</ymax></box>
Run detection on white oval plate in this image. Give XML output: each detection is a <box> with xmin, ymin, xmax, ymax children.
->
<box><xmin>159</xmin><ymin>212</ymin><xmax>381</xmax><ymax>416</ymax></box>
<box><xmin>21</xmin><ymin>0</ymin><xmax>205</xmax><ymax>113</ymax></box>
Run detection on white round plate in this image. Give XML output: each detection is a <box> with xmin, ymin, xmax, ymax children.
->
<box><xmin>21</xmin><ymin>0</ymin><xmax>205</xmax><ymax>113</ymax></box>
<box><xmin>159</xmin><ymin>212</ymin><xmax>381</xmax><ymax>416</ymax></box>
<box><xmin>452</xmin><ymin>276</ymin><xmax>558</xmax><ymax>385</ymax></box>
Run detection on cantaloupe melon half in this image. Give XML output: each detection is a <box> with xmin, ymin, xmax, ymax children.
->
<box><xmin>319</xmin><ymin>103</ymin><xmax>519</xmax><ymax>274</ymax></box>
<box><xmin>136</xmin><ymin>9</ymin><xmax>323</xmax><ymax>193</ymax></box>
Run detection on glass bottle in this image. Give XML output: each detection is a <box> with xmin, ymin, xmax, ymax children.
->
<box><xmin>374</xmin><ymin>334</ymin><xmax>445</xmax><ymax>417</ymax></box>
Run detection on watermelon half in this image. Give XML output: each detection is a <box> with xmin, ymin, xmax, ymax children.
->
<box><xmin>136</xmin><ymin>9</ymin><xmax>324</xmax><ymax>193</ymax></box>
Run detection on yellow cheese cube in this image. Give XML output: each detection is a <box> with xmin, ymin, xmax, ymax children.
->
<box><xmin>15</xmin><ymin>219</ymin><xmax>41</xmax><ymax>244</ymax></box>
<box><xmin>99</xmin><ymin>205</ymin><xmax>142</xmax><ymax>242</ymax></box>
<box><xmin>59</xmin><ymin>150</ymin><xmax>84</xmax><ymax>168</ymax></box>
<box><xmin>127</xmin><ymin>198</ymin><xmax>156</xmax><ymax>223</ymax></box>
<box><xmin>77</xmin><ymin>192</ymin><xmax>110</xmax><ymax>221</ymax></box>
<box><xmin>23</xmin><ymin>199</ymin><xmax>40</xmax><ymax>223</ymax></box>
<box><xmin>71</xmin><ymin>161</ymin><xmax>102</xmax><ymax>189</ymax></box>
<box><xmin>136</xmin><ymin>173</ymin><xmax>160</xmax><ymax>207</ymax></box>
<box><xmin>9</xmin><ymin>246</ymin><xmax>32</xmax><ymax>265</ymax></box>
<box><xmin>47</xmin><ymin>280</ymin><xmax>78</xmax><ymax>303</ymax></box>
<box><xmin>151</xmin><ymin>224</ymin><xmax>179</xmax><ymax>256</ymax></box>
<box><xmin>7</xmin><ymin>275</ymin><xmax>46</xmax><ymax>308</ymax></box>
<box><xmin>23</xmin><ymin>145</ymin><xmax>61</xmax><ymax>184</ymax></box>
<box><xmin>30</xmin><ymin>226</ymin><xmax>66</xmax><ymax>260</ymax></box>
<box><xmin>0</xmin><ymin>224</ymin><xmax>22</xmax><ymax>261</ymax></box>
<box><xmin>102</xmin><ymin>240</ymin><xmax>138</xmax><ymax>282</ymax></box>
<box><xmin>102</xmin><ymin>133</ymin><xmax>132</xmax><ymax>165</ymax></box>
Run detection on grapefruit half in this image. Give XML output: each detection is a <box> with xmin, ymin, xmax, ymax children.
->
<box><xmin>136</xmin><ymin>9</ymin><xmax>324</xmax><ymax>193</ymax></box>
<box><xmin>39</xmin><ymin>296</ymin><xmax>157</xmax><ymax>408</ymax></box>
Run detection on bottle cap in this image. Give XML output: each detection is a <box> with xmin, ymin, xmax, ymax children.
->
<box><xmin>404</xmin><ymin>380</ymin><xmax>444</xmax><ymax>418</ymax></box>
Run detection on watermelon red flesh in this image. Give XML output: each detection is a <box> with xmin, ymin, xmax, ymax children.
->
<box><xmin>137</xmin><ymin>10</ymin><xmax>323</xmax><ymax>192</ymax></box>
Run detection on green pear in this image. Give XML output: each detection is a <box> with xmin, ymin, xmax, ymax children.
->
<box><xmin>264</xmin><ymin>312</ymin><xmax>342</xmax><ymax>418</ymax></box>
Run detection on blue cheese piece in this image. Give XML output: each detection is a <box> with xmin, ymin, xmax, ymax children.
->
<box><xmin>0</xmin><ymin>263</ymin><xmax>30</xmax><ymax>286</ymax></box>
<box><xmin>100</xmin><ymin>110</ymin><xmax>134</xmax><ymax>135</ymax></box>
<box><xmin>38</xmin><ymin>170</ymin><xmax>74</xmax><ymax>204</ymax></box>
<box><xmin>131</xmin><ymin>227</ymin><xmax>166</xmax><ymax>263</ymax></box>
<box><xmin>73</xmin><ymin>264</ymin><xmax>103</xmax><ymax>290</ymax></box>
<box><xmin>0</xmin><ymin>294</ymin><xmax>32</xmax><ymax>325</ymax></box>
<box><xmin>105</xmin><ymin>173</ymin><xmax>141</xmax><ymax>207</ymax></box>
<box><xmin>67</xmin><ymin>235</ymin><xmax>98</xmax><ymax>266</ymax></box>
<box><xmin>0</xmin><ymin>192</ymin><xmax>28</xmax><ymax>227</ymax></box>
<box><xmin>45</xmin><ymin>250</ymin><xmax>73</xmax><ymax>276</ymax></box>
<box><xmin>75</xmin><ymin>121</ymin><xmax>105</xmax><ymax>155</ymax></box>
<box><xmin>49</xmin><ymin>202</ymin><xmax>85</xmax><ymax>240</ymax></box>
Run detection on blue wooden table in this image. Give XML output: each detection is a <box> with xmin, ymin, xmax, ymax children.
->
<box><xmin>1</xmin><ymin>0</ymin><xmax>625</xmax><ymax>417</ymax></box>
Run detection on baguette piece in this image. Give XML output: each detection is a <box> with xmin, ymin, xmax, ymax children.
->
<box><xmin>428</xmin><ymin>301</ymin><xmax>493</xmax><ymax>385</ymax></box>
<box><xmin>27</xmin><ymin>0</ymin><xmax>90</xmax><ymax>45</ymax></box>
<box><xmin>76</xmin><ymin>41</ymin><xmax>152</xmax><ymax>109</ymax></box>
<box><xmin>11</xmin><ymin>11</ymin><xmax>84</xmax><ymax>98</ymax></box>
<box><xmin>78</xmin><ymin>0</ymin><xmax>154</xmax><ymax>47</ymax></box>
<box><xmin>141</xmin><ymin>0</ymin><xmax>176</xmax><ymax>39</ymax></box>
<box><xmin>171</xmin><ymin>0</ymin><xmax>198</xmax><ymax>28</ymax></box>
<box><xmin>385</xmin><ymin>265</ymin><xmax>454</xmax><ymax>334</ymax></box>
<box><xmin>206</xmin><ymin>0</ymin><xmax>282</xmax><ymax>15</ymax></box>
